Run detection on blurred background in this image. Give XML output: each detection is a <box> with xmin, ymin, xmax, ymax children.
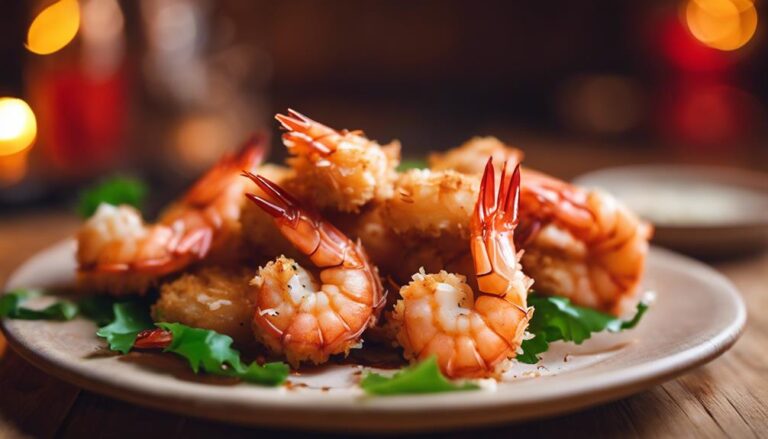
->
<box><xmin>1</xmin><ymin>0</ymin><xmax>766</xmax><ymax>211</ymax></box>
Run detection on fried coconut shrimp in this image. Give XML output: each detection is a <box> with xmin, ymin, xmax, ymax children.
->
<box><xmin>152</xmin><ymin>267</ymin><xmax>254</xmax><ymax>345</ymax></box>
<box><xmin>381</xmin><ymin>163</ymin><xmax>650</xmax><ymax>315</ymax></box>
<box><xmin>428</xmin><ymin>136</ymin><xmax>523</xmax><ymax>175</ymax></box>
<box><xmin>276</xmin><ymin>109</ymin><xmax>400</xmax><ymax>213</ymax></box>
<box><xmin>384</xmin><ymin>169</ymin><xmax>479</xmax><ymax>238</ymax></box>
<box><xmin>76</xmin><ymin>138</ymin><xmax>266</xmax><ymax>295</ymax></box>
<box><xmin>243</xmin><ymin>172</ymin><xmax>384</xmax><ymax>366</ymax></box>
<box><xmin>392</xmin><ymin>160</ymin><xmax>533</xmax><ymax>379</ymax></box>
<box><xmin>517</xmin><ymin>169</ymin><xmax>652</xmax><ymax>315</ymax></box>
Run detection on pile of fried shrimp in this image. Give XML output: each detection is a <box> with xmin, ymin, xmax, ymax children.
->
<box><xmin>75</xmin><ymin>110</ymin><xmax>652</xmax><ymax>379</ymax></box>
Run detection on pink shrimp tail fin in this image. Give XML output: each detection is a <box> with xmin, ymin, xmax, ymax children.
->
<box><xmin>183</xmin><ymin>132</ymin><xmax>269</xmax><ymax>205</ymax></box>
<box><xmin>275</xmin><ymin>109</ymin><xmax>336</xmax><ymax>155</ymax></box>
<box><xmin>275</xmin><ymin>109</ymin><xmax>311</xmax><ymax>132</ymax></box>
<box><xmin>235</xmin><ymin>131</ymin><xmax>271</xmax><ymax>167</ymax></box>
<box><xmin>242</xmin><ymin>172</ymin><xmax>306</xmax><ymax>226</ymax></box>
<box><xmin>475</xmin><ymin>158</ymin><xmax>521</xmax><ymax>228</ymax></box>
<box><xmin>134</xmin><ymin>328</ymin><xmax>173</xmax><ymax>349</ymax></box>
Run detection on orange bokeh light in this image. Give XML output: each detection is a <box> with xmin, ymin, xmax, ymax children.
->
<box><xmin>684</xmin><ymin>0</ymin><xmax>758</xmax><ymax>51</ymax></box>
<box><xmin>0</xmin><ymin>98</ymin><xmax>37</xmax><ymax>157</ymax></box>
<box><xmin>0</xmin><ymin>98</ymin><xmax>37</xmax><ymax>185</ymax></box>
<box><xmin>26</xmin><ymin>0</ymin><xmax>81</xmax><ymax>55</ymax></box>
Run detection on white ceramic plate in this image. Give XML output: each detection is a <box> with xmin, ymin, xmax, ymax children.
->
<box><xmin>574</xmin><ymin>165</ymin><xmax>768</xmax><ymax>257</ymax></box>
<box><xmin>1</xmin><ymin>240</ymin><xmax>746</xmax><ymax>432</ymax></box>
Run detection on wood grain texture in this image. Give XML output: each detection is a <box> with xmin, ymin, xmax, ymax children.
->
<box><xmin>0</xmin><ymin>211</ymin><xmax>766</xmax><ymax>438</ymax></box>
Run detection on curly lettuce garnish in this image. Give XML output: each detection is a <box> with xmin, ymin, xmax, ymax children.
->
<box><xmin>96</xmin><ymin>302</ymin><xmax>154</xmax><ymax>354</ymax></box>
<box><xmin>156</xmin><ymin>323</ymin><xmax>289</xmax><ymax>386</ymax></box>
<box><xmin>517</xmin><ymin>294</ymin><xmax>649</xmax><ymax>364</ymax></box>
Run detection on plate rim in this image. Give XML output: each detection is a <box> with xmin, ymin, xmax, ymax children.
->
<box><xmin>573</xmin><ymin>164</ymin><xmax>768</xmax><ymax>229</ymax></box>
<box><xmin>0</xmin><ymin>241</ymin><xmax>747</xmax><ymax>432</ymax></box>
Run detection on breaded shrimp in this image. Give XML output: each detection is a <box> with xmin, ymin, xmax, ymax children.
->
<box><xmin>276</xmin><ymin>109</ymin><xmax>400</xmax><ymax>212</ymax></box>
<box><xmin>243</xmin><ymin>172</ymin><xmax>384</xmax><ymax>366</ymax></box>
<box><xmin>517</xmin><ymin>169</ymin><xmax>652</xmax><ymax>315</ymax></box>
<box><xmin>392</xmin><ymin>160</ymin><xmax>532</xmax><ymax>378</ymax></box>
<box><xmin>76</xmin><ymin>138</ymin><xmax>267</xmax><ymax>295</ymax></box>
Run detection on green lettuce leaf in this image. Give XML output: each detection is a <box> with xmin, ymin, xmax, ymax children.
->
<box><xmin>0</xmin><ymin>289</ymin><xmax>78</xmax><ymax>321</ymax></box>
<box><xmin>517</xmin><ymin>294</ymin><xmax>649</xmax><ymax>364</ymax></box>
<box><xmin>77</xmin><ymin>176</ymin><xmax>147</xmax><ymax>218</ymax></box>
<box><xmin>96</xmin><ymin>302</ymin><xmax>154</xmax><ymax>354</ymax></box>
<box><xmin>397</xmin><ymin>159</ymin><xmax>428</xmax><ymax>172</ymax></box>
<box><xmin>156</xmin><ymin>322</ymin><xmax>289</xmax><ymax>386</ymax></box>
<box><xmin>360</xmin><ymin>356</ymin><xmax>479</xmax><ymax>395</ymax></box>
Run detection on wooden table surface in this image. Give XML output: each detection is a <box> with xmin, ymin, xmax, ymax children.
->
<box><xmin>0</xmin><ymin>211</ymin><xmax>766</xmax><ymax>439</ymax></box>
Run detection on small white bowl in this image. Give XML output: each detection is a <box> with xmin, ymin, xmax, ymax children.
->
<box><xmin>574</xmin><ymin>165</ymin><xmax>768</xmax><ymax>258</ymax></box>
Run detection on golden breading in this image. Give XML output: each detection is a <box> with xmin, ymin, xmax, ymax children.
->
<box><xmin>152</xmin><ymin>267</ymin><xmax>254</xmax><ymax>345</ymax></box>
<box><xmin>384</xmin><ymin>169</ymin><xmax>479</xmax><ymax>238</ymax></box>
<box><xmin>428</xmin><ymin>136</ymin><xmax>523</xmax><ymax>175</ymax></box>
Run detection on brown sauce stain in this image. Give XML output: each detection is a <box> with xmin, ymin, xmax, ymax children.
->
<box><xmin>85</xmin><ymin>347</ymin><xmax>121</xmax><ymax>359</ymax></box>
<box><xmin>284</xmin><ymin>380</ymin><xmax>310</xmax><ymax>391</ymax></box>
<box><xmin>118</xmin><ymin>352</ymin><xmax>240</xmax><ymax>386</ymax></box>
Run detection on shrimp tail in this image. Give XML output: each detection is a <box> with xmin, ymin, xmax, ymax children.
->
<box><xmin>275</xmin><ymin>108</ymin><xmax>310</xmax><ymax>131</ymax></box>
<box><xmin>183</xmin><ymin>133</ymin><xmax>269</xmax><ymax>205</ymax></box>
<box><xmin>242</xmin><ymin>171</ymin><xmax>304</xmax><ymax>225</ymax></box>
<box><xmin>133</xmin><ymin>328</ymin><xmax>173</xmax><ymax>349</ymax></box>
<box><xmin>276</xmin><ymin>109</ymin><xmax>338</xmax><ymax>155</ymax></box>
<box><xmin>476</xmin><ymin>158</ymin><xmax>521</xmax><ymax>228</ymax></box>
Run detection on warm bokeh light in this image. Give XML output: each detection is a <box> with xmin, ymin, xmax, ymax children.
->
<box><xmin>559</xmin><ymin>75</ymin><xmax>644</xmax><ymax>135</ymax></box>
<box><xmin>0</xmin><ymin>98</ymin><xmax>37</xmax><ymax>185</ymax></box>
<box><xmin>172</xmin><ymin>114</ymin><xmax>238</xmax><ymax>171</ymax></box>
<box><xmin>81</xmin><ymin>0</ymin><xmax>125</xmax><ymax>76</ymax></box>
<box><xmin>685</xmin><ymin>0</ymin><xmax>758</xmax><ymax>51</ymax></box>
<box><xmin>26</xmin><ymin>0</ymin><xmax>81</xmax><ymax>55</ymax></box>
<box><xmin>0</xmin><ymin>98</ymin><xmax>38</xmax><ymax>157</ymax></box>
